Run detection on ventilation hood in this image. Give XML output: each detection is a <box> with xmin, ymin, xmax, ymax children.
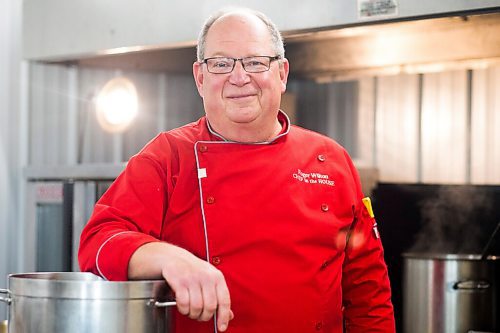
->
<box><xmin>23</xmin><ymin>0</ymin><xmax>500</xmax><ymax>80</ymax></box>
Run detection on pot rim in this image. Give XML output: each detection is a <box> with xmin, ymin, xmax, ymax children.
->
<box><xmin>402</xmin><ymin>252</ymin><xmax>499</xmax><ymax>260</ymax></box>
<box><xmin>6</xmin><ymin>272</ymin><xmax>173</xmax><ymax>300</ymax></box>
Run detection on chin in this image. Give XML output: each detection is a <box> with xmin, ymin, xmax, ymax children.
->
<box><xmin>226</xmin><ymin>108</ymin><xmax>261</xmax><ymax>124</ymax></box>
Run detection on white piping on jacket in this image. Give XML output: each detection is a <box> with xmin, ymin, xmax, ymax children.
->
<box><xmin>194</xmin><ymin>110</ymin><xmax>291</xmax><ymax>261</ymax></box>
<box><xmin>194</xmin><ymin>111</ymin><xmax>291</xmax><ymax>333</ymax></box>
<box><xmin>96</xmin><ymin>230</ymin><xmax>135</xmax><ymax>281</ymax></box>
<box><xmin>193</xmin><ymin>141</ymin><xmax>217</xmax><ymax>333</ymax></box>
<box><xmin>193</xmin><ymin>142</ymin><xmax>212</xmax><ymax>264</ymax></box>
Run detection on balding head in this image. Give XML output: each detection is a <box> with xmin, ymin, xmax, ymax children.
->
<box><xmin>196</xmin><ymin>8</ymin><xmax>285</xmax><ymax>62</ymax></box>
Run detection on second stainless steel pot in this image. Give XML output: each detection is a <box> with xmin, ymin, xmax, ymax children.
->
<box><xmin>403</xmin><ymin>253</ymin><xmax>499</xmax><ymax>333</ymax></box>
<box><xmin>0</xmin><ymin>272</ymin><xmax>176</xmax><ymax>333</ymax></box>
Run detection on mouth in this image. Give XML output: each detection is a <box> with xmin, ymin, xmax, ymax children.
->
<box><xmin>226</xmin><ymin>93</ymin><xmax>257</xmax><ymax>100</ymax></box>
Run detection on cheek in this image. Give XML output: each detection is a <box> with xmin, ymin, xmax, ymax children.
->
<box><xmin>253</xmin><ymin>77</ymin><xmax>275</xmax><ymax>94</ymax></box>
<box><xmin>262</xmin><ymin>79</ymin><xmax>284</xmax><ymax>96</ymax></box>
<box><xmin>203</xmin><ymin>78</ymin><xmax>225</xmax><ymax>94</ymax></box>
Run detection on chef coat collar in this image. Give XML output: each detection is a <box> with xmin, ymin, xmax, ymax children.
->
<box><xmin>205</xmin><ymin>110</ymin><xmax>290</xmax><ymax>144</ymax></box>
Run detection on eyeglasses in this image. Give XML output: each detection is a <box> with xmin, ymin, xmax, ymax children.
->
<box><xmin>202</xmin><ymin>55</ymin><xmax>281</xmax><ymax>74</ymax></box>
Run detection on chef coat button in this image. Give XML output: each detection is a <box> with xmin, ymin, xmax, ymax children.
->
<box><xmin>317</xmin><ymin>154</ymin><xmax>326</xmax><ymax>162</ymax></box>
<box><xmin>315</xmin><ymin>321</ymin><xmax>323</xmax><ymax>330</ymax></box>
<box><xmin>199</xmin><ymin>145</ymin><xmax>208</xmax><ymax>152</ymax></box>
<box><xmin>212</xmin><ymin>256</ymin><xmax>221</xmax><ymax>265</ymax></box>
<box><xmin>321</xmin><ymin>203</ymin><xmax>329</xmax><ymax>212</ymax></box>
<box><xmin>206</xmin><ymin>196</ymin><xmax>215</xmax><ymax>204</ymax></box>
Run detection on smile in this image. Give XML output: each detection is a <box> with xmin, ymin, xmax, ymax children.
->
<box><xmin>227</xmin><ymin>94</ymin><xmax>256</xmax><ymax>100</ymax></box>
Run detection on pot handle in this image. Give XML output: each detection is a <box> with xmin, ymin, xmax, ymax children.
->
<box><xmin>0</xmin><ymin>289</ymin><xmax>11</xmax><ymax>305</ymax></box>
<box><xmin>453</xmin><ymin>280</ymin><xmax>490</xmax><ymax>290</ymax></box>
<box><xmin>148</xmin><ymin>300</ymin><xmax>177</xmax><ymax>307</ymax></box>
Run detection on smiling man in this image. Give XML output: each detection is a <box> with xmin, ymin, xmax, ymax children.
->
<box><xmin>192</xmin><ymin>12</ymin><xmax>288</xmax><ymax>143</ymax></box>
<box><xmin>79</xmin><ymin>8</ymin><xmax>395</xmax><ymax>333</ymax></box>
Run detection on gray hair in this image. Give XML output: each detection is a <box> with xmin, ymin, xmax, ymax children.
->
<box><xmin>196</xmin><ymin>7</ymin><xmax>285</xmax><ymax>62</ymax></box>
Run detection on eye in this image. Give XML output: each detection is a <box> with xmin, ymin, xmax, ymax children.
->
<box><xmin>244</xmin><ymin>58</ymin><xmax>266</xmax><ymax>67</ymax></box>
<box><xmin>211</xmin><ymin>59</ymin><xmax>232</xmax><ymax>68</ymax></box>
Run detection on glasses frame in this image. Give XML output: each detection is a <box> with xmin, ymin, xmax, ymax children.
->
<box><xmin>202</xmin><ymin>55</ymin><xmax>281</xmax><ymax>74</ymax></box>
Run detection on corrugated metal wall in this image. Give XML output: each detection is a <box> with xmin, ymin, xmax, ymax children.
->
<box><xmin>358</xmin><ymin>68</ymin><xmax>500</xmax><ymax>184</ymax></box>
<box><xmin>28</xmin><ymin>65</ymin><xmax>203</xmax><ymax>166</ymax></box>
<box><xmin>288</xmin><ymin>80</ymin><xmax>358</xmax><ymax>155</ymax></box>
<box><xmin>471</xmin><ymin>67</ymin><xmax>500</xmax><ymax>183</ymax></box>
<box><xmin>26</xmin><ymin>64</ymin><xmax>500</xmax><ymax>185</ymax></box>
<box><xmin>422</xmin><ymin>71</ymin><xmax>468</xmax><ymax>183</ymax></box>
<box><xmin>27</xmin><ymin>65</ymin><xmax>359</xmax><ymax>166</ymax></box>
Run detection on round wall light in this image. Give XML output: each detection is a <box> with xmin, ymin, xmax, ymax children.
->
<box><xmin>95</xmin><ymin>77</ymin><xmax>138</xmax><ymax>133</ymax></box>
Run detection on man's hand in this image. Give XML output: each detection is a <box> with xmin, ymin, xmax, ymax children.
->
<box><xmin>129</xmin><ymin>242</ymin><xmax>233</xmax><ymax>331</ymax></box>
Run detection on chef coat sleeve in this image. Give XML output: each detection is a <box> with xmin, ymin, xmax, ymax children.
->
<box><xmin>341</xmin><ymin>153</ymin><xmax>396</xmax><ymax>332</ymax></box>
<box><xmin>78</xmin><ymin>150</ymin><xmax>170</xmax><ymax>281</ymax></box>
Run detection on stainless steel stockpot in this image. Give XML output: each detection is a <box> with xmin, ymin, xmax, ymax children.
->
<box><xmin>0</xmin><ymin>272</ymin><xmax>176</xmax><ymax>333</ymax></box>
<box><xmin>403</xmin><ymin>253</ymin><xmax>499</xmax><ymax>333</ymax></box>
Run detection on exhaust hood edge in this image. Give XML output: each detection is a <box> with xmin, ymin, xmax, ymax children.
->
<box><xmin>23</xmin><ymin>2</ymin><xmax>500</xmax><ymax>78</ymax></box>
<box><xmin>23</xmin><ymin>0</ymin><xmax>500</xmax><ymax>62</ymax></box>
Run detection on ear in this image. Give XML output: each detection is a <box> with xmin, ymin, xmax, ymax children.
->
<box><xmin>279</xmin><ymin>58</ymin><xmax>290</xmax><ymax>94</ymax></box>
<box><xmin>193</xmin><ymin>61</ymin><xmax>204</xmax><ymax>97</ymax></box>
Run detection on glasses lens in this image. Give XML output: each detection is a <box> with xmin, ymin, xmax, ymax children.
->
<box><xmin>206</xmin><ymin>58</ymin><xmax>234</xmax><ymax>73</ymax></box>
<box><xmin>242</xmin><ymin>57</ymin><xmax>271</xmax><ymax>73</ymax></box>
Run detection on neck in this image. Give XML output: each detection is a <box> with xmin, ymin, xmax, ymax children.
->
<box><xmin>208</xmin><ymin>118</ymin><xmax>282</xmax><ymax>143</ymax></box>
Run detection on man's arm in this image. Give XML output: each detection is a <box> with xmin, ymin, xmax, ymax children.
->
<box><xmin>78</xmin><ymin>147</ymin><xmax>233</xmax><ymax>331</ymax></box>
<box><xmin>340</xmin><ymin>150</ymin><xmax>395</xmax><ymax>332</ymax></box>
<box><xmin>128</xmin><ymin>242</ymin><xmax>233</xmax><ymax>332</ymax></box>
<box><xmin>341</xmin><ymin>203</ymin><xmax>395</xmax><ymax>332</ymax></box>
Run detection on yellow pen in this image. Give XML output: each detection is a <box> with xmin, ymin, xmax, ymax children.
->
<box><xmin>362</xmin><ymin>197</ymin><xmax>375</xmax><ymax>218</ymax></box>
<box><xmin>362</xmin><ymin>197</ymin><xmax>380</xmax><ymax>239</ymax></box>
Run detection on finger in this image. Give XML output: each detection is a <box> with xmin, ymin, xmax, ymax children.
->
<box><xmin>199</xmin><ymin>284</ymin><xmax>218</xmax><ymax>322</ymax></box>
<box><xmin>215</xmin><ymin>281</ymin><xmax>232</xmax><ymax>332</ymax></box>
<box><xmin>188</xmin><ymin>285</ymin><xmax>204</xmax><ymax>319</ymax></box>
<box><xmin>174</xmin><ymin>287</ymin><xmax>190</xmax><ymax>316</ymax></box>
<box><xmin>217</xmin><ymin>309</ymin><xmax>234</xmax><ymax>332</ymax></box>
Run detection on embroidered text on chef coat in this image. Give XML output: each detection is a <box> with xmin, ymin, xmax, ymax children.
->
<box><xmin>292</xmin><ymin>169</ymin><xmax>335</xmax><ymax>187</ymax></box>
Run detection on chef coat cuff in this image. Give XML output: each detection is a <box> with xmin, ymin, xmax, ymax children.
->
<box><xmin>95</xmin><ymin>231</ymin><xmax>158</xmax><ymax>281</ymax></box>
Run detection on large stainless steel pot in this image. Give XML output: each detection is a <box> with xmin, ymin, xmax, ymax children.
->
<box><xmin>0</xmin><ymin>272</ymin><xmax>176</xmax><ymax>333</ymax></box>
<box><xmin>403</xmin><ymin>253</ymin><xmax>499</xmax><ymax>333</ymax></box>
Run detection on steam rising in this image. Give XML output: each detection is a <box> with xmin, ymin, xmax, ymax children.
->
<box><xmin>410</xmin><ymin>187</ymin><xmax>493</xmax><ymax>254</ymax></box>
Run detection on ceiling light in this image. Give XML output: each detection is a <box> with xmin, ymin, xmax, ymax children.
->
<box><xmin>95</xmin><ymin>77</ymin><xmax>138</xmax><ymax>133</ymax></box>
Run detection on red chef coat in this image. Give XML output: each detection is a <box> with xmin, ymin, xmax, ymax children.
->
<box><xmin>79</xmin><ymin>111</ymin><xmax>395</xmax><ymax>333</ymax></box>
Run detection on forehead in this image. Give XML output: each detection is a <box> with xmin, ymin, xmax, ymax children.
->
<box><xmin>204</xmin><ymin>13</ymin><xmax>274</xmax><ymax>56</ymax></box>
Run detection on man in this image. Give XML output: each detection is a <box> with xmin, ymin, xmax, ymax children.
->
<box><xmin>79</xmin><ymin>7</ymin><xmax>395</xmax><ymax>333</ymax></box>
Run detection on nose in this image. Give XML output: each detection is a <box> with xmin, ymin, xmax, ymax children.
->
<box><xmin>228</xmin><ymin>60</ymin><xmax>251</xmax><ymax>86</ymax></box>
